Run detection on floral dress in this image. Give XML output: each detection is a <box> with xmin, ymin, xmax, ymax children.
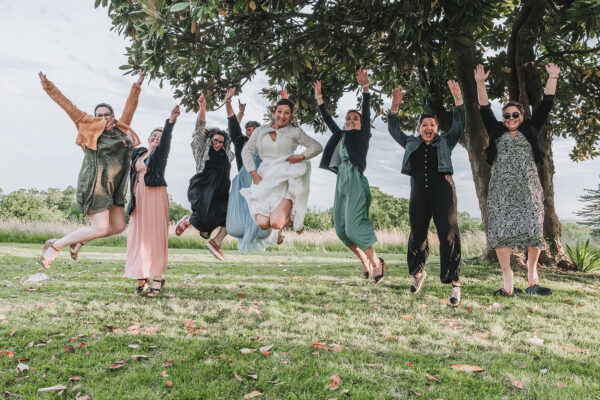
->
<box><xmin>487</xmin><ymin>132</ymin><xmax>545</xmax><ymax>250</ymax></box>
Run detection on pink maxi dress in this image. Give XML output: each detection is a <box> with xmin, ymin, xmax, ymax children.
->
<box><xmin>124</xmin><ymin>153</ymin><xmax>169</xmax><ymax>279</ymax></box>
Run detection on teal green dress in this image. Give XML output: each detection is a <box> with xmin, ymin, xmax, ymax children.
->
<box><xmin>77</xmin><ymin>128</ymin><xmax>133</xmax><ymax>214</ymax></box>
<box><xmin>333</xmin><ymin>137</ymin><xmax>377</xmax><ymax>249</ymax></box>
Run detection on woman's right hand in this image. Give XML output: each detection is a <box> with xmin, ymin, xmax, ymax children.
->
<box><xmin>224</xmin><ymin>87</ymin><xmax>236</xmax><ymax>103</ymax></box>
<box><xmin>197</xmin><ymin>91</ymin><xmax>206</xmax><ymax>109</ymax></box>
<box><xmin>169</xmin><ymin>105</ymin><xmax>180</xmax><ymax>123</ymax></box>
<box><xmin>250</xmin><ymin>171</ymin><xmax>262</xmax><ymax>185</ymax></box>
<box><xmin>38</xmin><ymin>71</ymin><xmax>48</xmax><ymax>85</ymax></box>
<box><xmin>391</xmin><ymin>87</ymin><xmax>403</xmax><ymax>111</ymax></box>
<box><xmin>312</xmin><ymin>80</ymin><xmax>322</xmax><ymax>97</ymax></box>
<box><xmin>473</xmin><ymin>64</ymin><xmax>490</xmax><ymax>84</ymax></box>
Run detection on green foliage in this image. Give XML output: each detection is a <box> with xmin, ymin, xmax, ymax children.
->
<box><xmin>368</xmin><ymin>187</ymin><xmax>410</xmax><ymax>231</ymax></box>
<box><xmin>168</xmin><ymin>194</ymin><xmax>191</xmax><ymax>222</ymax></box>
<box><xmin>565</xmin><ymin>239</ymin><xmax>600</xmax><ymax>272</ymax></box>
<box><xmin>303</xmin><ymin>207</ymin><xmax>333</xmax><ymax>230</ymax></box>
<box><xmin>0</xmin><ymin>189</ymin><xmax>65</xmax><ymax>222</ymax></box>
<box><xmin>458</xmin><ymin>211</ymin><xmax>484</xmax><ymax>233</ymax></box>
<box><xmin>576</xmin><ymin>176</ymin><xmax>600</xmax><ymax>237</ymax></box>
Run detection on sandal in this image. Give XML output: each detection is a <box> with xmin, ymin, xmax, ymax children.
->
<box><xmin>135</xmin><ymin>278</ymin><xmax>149</xmax><ymax>295</ymax></box>
<box><xmin>362</xmin><ymin>260</ymin><xmax>372</xmax><ymax>279</ymax></box>
<box><xmin>493</xmin><ymin>287</ymin><xmax>523</xmax><ymax>297</ymax></box>
<box><xmin>40</xmin><ymin>239</ymin><xmax>59</xmax><ymax>269</ymax></box>
<box><xmin>525</xmin><ymin>284</ymin><xmax>552</xmax><ymax>296</ymax></box>
<box><xmin>70</xmin><ymin>242</ymin><xmax>84</xmax><ymax>260</ymax></box>
<box><xmin>206</xmin><ymin>239</ymin><xmax>225</xmax><ymax>261</ymax></box>
<box><xmin>175</xmin><ymin>215</ymin><xmax>191</xmax><ymax>236</ymax></box>
<box><xmin>373</xmin><ymin>258</ymin><xmax>387</xmax><ymax>284</ymax></box>
<box><xmin>147</xmin><ymin>279</ymin><xmax>166</xmax><ymax>298</ymax></box>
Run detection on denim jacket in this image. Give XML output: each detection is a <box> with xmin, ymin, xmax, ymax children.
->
<box><xmin>387</xmin><ymin>105</ymin><xmax>466</xmax><ymax>176</ymax></box>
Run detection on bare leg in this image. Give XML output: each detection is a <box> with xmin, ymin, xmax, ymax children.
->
<box><xmin>213</xmin><ymin>226</ymin><xmax>228</xmax><ymax>246</ymax></box>
<box><xmin>495</xmin><ymin>246</ymin><xmax>513</xmax><ymax>293</ymax></box>
<box><xmin>53</xmin><ymin>210</ymin><xmax>111</xmax><ymax>250</ymax></box>
<box><xmin>526</xmin><ymin>246</ymin><xmax>542</xmax><ymax>285</ymax></box>
<box><xmin>269</xmin><ymin>199</ymin><xmax>293</xmax><ymax>230</ymax></box>
<box><xmin>256</xmin><ymin>214</ymin><xmax>271</xmax><ymax>230</ymax></box>
<box><xmin>349</xmin><ymin>244</ymin><xmax>371</xmax><ymax>275</ymax></box>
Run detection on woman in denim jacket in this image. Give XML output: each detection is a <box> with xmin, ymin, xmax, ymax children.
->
<box><xmin>387</xmin><ymin>81</ymin><xmax>466</xmax><ymax>306</ymax></box>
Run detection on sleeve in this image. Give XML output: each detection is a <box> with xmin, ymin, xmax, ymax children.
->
<box><xmin>319</xmin><ymin>131</ymin><xmax>343</xmax><ymax>171</ymax></box>
<box><xmin>318</xmin><ymin>103</ymin><xmax>343</xmax><ymax>135</ymax></box>
<box><xmin>242</xmin><ymin>127</ymin><xmax>260</xmax><ymax>172</ymax></box>
<box><xmin>442</xmin><ymin>105</ymin><xmax>466</xmax><ymax>149</ymax></box>
<box><xmin>41</xmin><ymin>79</ymin><xmax>86</xmax><ymax>125</ymax></box>
<box><xmin>191</xmin><ymin>116</ymin><xmax>207</xmax><ymax>167</ymax></box>
<box><xmin>361</xmin><ymin>92</ymin><xmax>371</xmax><ymax>134</ymax></box>
<box><xmin>478</xmin><ymin>103</ymin><xmax>501</xmax><ymax>137</ymax></box>
<box><xmin>119</xmin><ymin>83</ymin><xmax>142</xmax><ymax>126</ymax></box>
<box><xmin>148</xmin><ymin>119</ymin><xmax>174</xmax><ymax>175</ymax></box>
<box><xmin>387</xmin><ymin>114</ymin><xmax>409</xmax><ymax>148</ymax></box>
<box><xmin>296</xmin><ymin>128</ymin><xmax>323</xmax><ymax>160</ymax></box>
<box><xmin>530</xmin><ymin>94</ymin><xmax>555</xmax><ymax>132</ymax></box>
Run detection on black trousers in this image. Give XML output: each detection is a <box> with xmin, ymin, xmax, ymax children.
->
<box><xmin>407</xmin><ymin>174</ymin><xmax>461</xmax><ymax>283</ymax></box>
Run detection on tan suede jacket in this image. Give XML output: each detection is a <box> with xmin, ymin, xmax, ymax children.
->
<box><xmin>42</xmin><ymin>79</ymin><xmax>141</xmax><ymax>150</ymax></box>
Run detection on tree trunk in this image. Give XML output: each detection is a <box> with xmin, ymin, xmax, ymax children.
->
<box><xmin>505</xmin><ymin>0</ymin><xmax>567</xmax><ymax>266</ymax></box>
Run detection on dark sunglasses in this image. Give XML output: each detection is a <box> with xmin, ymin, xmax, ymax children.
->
<box><xmin>503</xmin><ymin>112</ymin><xmax>521</xmax><ymax>120</ymax></box>
<box><xmin>212</xmin><ymin>138</ymin><xmax>224</xmax><ymax>144</ymax></box>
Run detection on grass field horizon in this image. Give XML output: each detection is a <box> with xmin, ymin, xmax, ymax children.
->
<box><xmin>1</xmin><ymin>243</ymin><xmax>599</xmax><ymax>399</ymax></box>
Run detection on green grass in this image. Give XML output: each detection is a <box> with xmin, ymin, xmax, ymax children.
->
<box><xmin>1</xmin><ymin>243</ymin><xmax>599</xmax><ymax>399</ymax></box>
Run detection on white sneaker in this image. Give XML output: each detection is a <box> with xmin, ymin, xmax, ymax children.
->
<box><xmin>410</xmin><ymin>271</ymin><xmax>427</xmax><ymax>294</ymax></box>
<box><xmin>449</xmin><ymin>284</ymin><xmax>461</xmax><ymax>306</ymax></box>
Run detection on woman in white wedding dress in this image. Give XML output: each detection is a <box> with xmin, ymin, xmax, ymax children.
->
<box><xmin>240</xmin><ymin>97</ymin><xmax>322</xmax><ymax>232</ymax></box>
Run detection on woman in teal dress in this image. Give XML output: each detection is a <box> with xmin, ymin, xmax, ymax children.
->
<box><xmin>315</xmin><ymin>70</ymin><xmax>387</xmax><ymax>283</ymax></box>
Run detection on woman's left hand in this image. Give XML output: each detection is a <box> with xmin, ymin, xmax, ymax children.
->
<box><xmin>447</xmin><ymin>80</ymin><xmax>461</xmax><ymax>97</ymax></box>
<box><xmin>286</xmin><ymin>154</ymin><xmax>305</xmax><ymax>164</ymax></box>
<box><xmin>169</xmin><ymin>105</ymin><xmax>180</xmax><ymax>123</ymax></box>
<box><xmin>280</xmin><ymin>88</ymin><xmax>289</xmax><ymax>99</ymax></box>
<box><xmin>546</xmin><ymin>62</ymin><xmax>560</xmax><ymax>77</ymax></box>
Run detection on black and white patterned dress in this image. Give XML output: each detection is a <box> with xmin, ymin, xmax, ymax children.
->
<box><xmin>487</xmin><ymin>132</ymin><xmax>545</xmax><ymax>250</ymax></box>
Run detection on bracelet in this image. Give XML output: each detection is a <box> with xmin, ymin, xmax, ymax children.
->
<box><xmin>315</xmin><ymin>95</ymin><xmax>323</xmax><ymax>99</ymax></box>
<box><xmin>361</xmin><ymin>84</ymin><xmax>369</xmax><ymax>89</ymax></box>
<box><xmin>453</xmin><ymin>95</ymin><xmax>463</xmax><ymax>99</ymax></box>
<box><xmin>549</xmin><ymin>75</ymin><xmax>558</xmax><ymax>78</ymax></box>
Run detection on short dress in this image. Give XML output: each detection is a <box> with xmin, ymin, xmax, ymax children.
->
<box><xmin>124</xmin><ymin>153</ymin><xmax>169</xmax><ymax>279</ymax></box>
<box><xmin>332</xmin><ymin>137</ymin><xmax>377</xmax><ymax>250</ymax></box>
<box><xmin>487</xmin><ymin>132</ymin><xmax>545</xmax><ymax>250</ymax></box>
<box><xmin>77</xmin><ymin>128</ymin><xmax>133</xmax><ymax>214</ymax></box>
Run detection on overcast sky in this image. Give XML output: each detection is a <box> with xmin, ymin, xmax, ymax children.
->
<box><xmin>1</xmin><ymin>1</ymin><xmax>597</xmax><ymax>221</ymax></box>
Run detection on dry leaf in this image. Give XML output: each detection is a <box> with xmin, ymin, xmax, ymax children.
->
<box><xmin>128</xmin><ymin>344</ymin><xmax>139</xmax><ymax>349</ymax></box>
<box><xmin>554</xmin><ymin>382</ymin><xmax>566</xmax><ymax>387</ymax></box>
<box><xmin>1</xmin><ymin>350</ymin><xmax>15</xmax><ymax>358</ymax></box>
<box><xmin>244</xmin><ymin>390</ymin><xmax>263</xmax><ymax>398</ymax></box>
<box><xmin>331</xmin><ymin>374</ymin><xmax>342</xmax><ymax>384</ymax></box>
<box><xmin>425</xmin><ymin>373</ymin><xmax>440</xmax><ymax>381</ymax></box>
<box><xmin>529</xmin><ymin>304</ymin><xmax>539</xmax><ymax>313</ymax></box>
<box><xmin>248</xmin><ymin>374</ymin><xmax>258</xmax><ymax>380</ymax></box>
<box><xmin>165</xmin><ymin>380</ymin><xmax>173</xmax><ymax>387</ymax></box>
<box><xmin>16</xmin><ymin>363</ymin><xmax>29</xmax><ymax>374</ymax></box>
<box><xmin>466</xmin><ymin>307</ymin><xmax>473</xmax><ymax>313</ymax></box>
<box><xmin>240</xmin><ymin>348</ymin><xmax>257</xmax><ymax>354</ymax></box>
<box><xmin>259</xmin><ymin>344</ymin><xmax>274</xmax><ymax>354</ymax></box>
<box><xmin>235</xmin><ymin>374</ymin><xmax>243</xmax><ymax>382</ymax></box>
<box><xmin>253</xmin><ymin>336</ymin><xmax>265</xmax><ymax>343</ymax></box>
<box><xmin>38</xmin><ymin>384</ymin><xmax>68</xmax><ymax>392</ymax></box>
<box><xmin>450</xmin><ymin>364</ymin><xmax>484</xmax><ymax>372</ymax></box>
<box><xmin>560</xmin><ymin>345</ymin><xmax>587</xmax><ymax>353</ymax></box>
<box><xmin>400</xmin><ymin>314</ymin><xmax>414</xmax><ymax>320</ymax></box>
<box><xmin>64</xmin><ymin>345</ymin><xmax>75</xmax><ymax>353</ymax></box>
<box><xmin>108</xmin><ymin>364</ymin><xmax>125</xmax><ymax>370</ymax></box>
<box><xmin>512</xmin><ymin>380</ymin><xmax>524</xmax><ymax>389</ymax></box>
<box><xmin>332</xmin><ymin>345</ymin><xmax>343</xmax><ymax>352</ymax></box>
<box><xmin>69</xmin><ymin>376</ymin><xmax>82</xmax><ymax>381</ymax></box>
<box><xmin>75</xmin><ymin>395</ymin><xmax>90</xmax><ymax>400</ymax></box>
<box><xmin>311</xmin><ymin>343</ymin><xmax>331</xmax><ymax>351</ymax></box>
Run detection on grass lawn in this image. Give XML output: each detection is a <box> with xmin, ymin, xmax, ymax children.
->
<box><xmin>1</xmin><ymin>243</ymin><xmax>599</xmax><ymax>399</ymax></box>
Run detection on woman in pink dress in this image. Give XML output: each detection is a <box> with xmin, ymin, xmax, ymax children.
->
<box><xmin>124</xmin><ymin>106</ymin><xmax>180</xmax><ymax>297</ymax></box>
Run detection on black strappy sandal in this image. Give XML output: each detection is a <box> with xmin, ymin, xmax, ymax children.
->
<box><xmin>147</xmin><ymin>279</ymin><xmax>166</xmax><ymax>298</ymax></box>
<box><xmin>525</xmin><ymin>284</ymin><xmax>552</xmax><ymax>296</ymax></box>
<box><xmin>373</xmin><ymin>258</ymin><xmax>387</xmax><ymax>284</ymax></box>
<box><xmin>135</xmin><ymin>278</ymin><xmax>149</xmax><ymax>295</ymax></box>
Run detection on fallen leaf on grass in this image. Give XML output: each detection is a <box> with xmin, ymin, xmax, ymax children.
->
<box><xmin>248</xmin><ymin>374</ymin><xmax>258</xmax><ymax>380</ymax></box>
<box><xmin>450</xmin><ymin>365</ymin><xmax>484</xmax><ymax>372</ymax></box>
<box><xmin>75</xmin><ymin>395</ymin><xmax>90</xmax><ymax>400</ymax></box>
<box><xmin>512</xmin><ymin>380</ymin><xmax>524</xmax><ymax>389</ymax></box>
<box><xmin>103</xmin><ymin>325</ymin><xmax>121</xmax><ymax>332</ymax></box>
<box><xmin>131</xmin><ymin>354</ymin><xmax>149</xmax><ymax>360</ymax></box>
<box><xmin>64</xmin><ymin>345</ymin><xmax>75</xmax><ymax>353</ymax></box>
<box><xmin>16</xmin><ymin>363</ymin><xmax>29</xmax><ymax>374</ymax></box>
<box><xmin>466</xmin><ymin>307</ymin><xmax>473</xmax><ymax>313</ymax></box>
<box><xmin>258</xmin><ymin>320</ymin><xmax>272</xmax><ymax>328</ymax></box>
<box><xmin>560</xmin><ymin>345</ymin><xmax>587</xmax><ymax>353</ymax></box>
<box><xmin>165</xmin><ymin>380</ymin><xmax>173</xmax><ymax>387</ymax></box>
<box><xmin>529</xmin><ymin>304</ymin><xmax>539</xmax><ymax>313</ymax></box>
<box><xmin>240</xmin><ymin>348</ymin><xmax>257</xmax><ymax>354</ymax></box>
<box><xmin>234</xmin><ymin>374</ymin><xmax>243</xmax><ymax>382</ymax></box>
<box><xmin>253</xmin><ymin>336</ymin><xmax>265</xmax><ymax>343</ymax></box>
<box><xmin>554</xmin><ymin>382</ymin><xmax>566</xmax><ymax>387</ymax></box>
<box><xmin>407</xmin><ymin>362</ymin><xmax>414</xmax><ymax>366</ymax></box>
<box><xmin>311</xmin><ymin>343</ymin><xmax>331</xmax><ymax>351</ymax></box>
<box><xmin>69</xmin><ymin>376</ymin><xmax>82</xmax><ymax>381</ymax></box>
<box><xmin>38</xmin><ymin>384</ymin><xmax>68</xmax><ymax>392</ymax></box>
<box><xmin>0</xmin><ymin>350</ymin><xmax>15</xmax><ymax>358</ymax></box>
<box><xmin>425</xmin><ymin>373</ymin><xmax>439</xmax><ymax>381</ymax></box>
<box><xmin>9</xmin><ymin>329</ymin><xmax>16</xmax><ymax>336</ymax></box>
<box><xmin>400</xmin><ymin>314</ymin><xmax>414</xmax><ymax>320</ymax></box>
<box><xmin>128</xmin><ymin>344</ymin><xmax>139</xmax><ymax>349</ymax></box>
<box><xmin>260</xmin><ymin>344</ymin><xmax>274</xmax><ymax>355</ymax></box>
<box><xmin>329</xmin><ymin>374</ymin><xmax>343</xmax><ymax>391</ymax></box>
<box><xmin>528</xmin><ymin>337</ymin><xmax>544</xmax><ymax>345</ymax></box>
<box><xmin>408</xmin><ymin>388</ymin><xmax>422</xmax><ymax>396</ymax></box>
<box><xmin>69</xmin><ymin>384</ymin><xmax>82</xmax><ymax>393</ymax></box>
<box><xmin>332</xmin><ymin>345</ymin><xmax>343</xmax><ymax>352</ymax></box>
<box><xmin>243</xmin><ymin>390</ymin><xmax>263</xmax><ymax>398</ymax></box>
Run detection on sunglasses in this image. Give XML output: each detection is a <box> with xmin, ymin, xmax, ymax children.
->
<box><xmin>212</xmin><ymin>138</ymin><xmax>224</xmax><ymax>144</ymax></box>
<box><xmin>503</xmin><ymin>112</ymin><xmax>521</xmax><ymax>120</ymax></box>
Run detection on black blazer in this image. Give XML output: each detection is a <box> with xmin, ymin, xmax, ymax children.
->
<box><xmin>480</xmin><ymin>94</ymin><xmax>554</xmax><ymax>166</ymax></box>
<box><xmin>319</xmin><ymin>92</ymin><xmax>371</xmax><ymax>174</ymax></box>
<box><xmin>127</xmin><ymin>119</ymin><xmax>175</xmax><ymax>215</ymax></box>
<box><xmin>228</xmin><ymin>115</ymin><xmax>249</xmax><ymax>172</ymax></box>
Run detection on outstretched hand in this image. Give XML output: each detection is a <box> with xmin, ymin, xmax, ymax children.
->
<box><xmin>280</xmin><ymin>88</ymin><xmax>289</xmax><ymax>99</ymax></box>
<box><xmin>238</xmin><ymin>99</ymin><xmax>246</xmax><ymax>113</ymax></box>
<box><xmin>169</xmin><ymin>105</ymin><xmax>180</xmax><ymax>123</ymax></box>
<box><xmin>391</xmin><ymin>87</ymin><xmax>403</xmax><ymax>111</ymax></box>
<box><xmin>312</xmin><ymin>80</ymin><xmax>322</xmax><ymax>98</ymax></box>
<box><xmin>447</xmin><ymin>80</ymin><xmax>462</xmax><ymax>97</ymax></box>
<box><xmin>197</xmin><ymin>91</ymin><xmax>206</xmax><ymax>110</ymax></box>
<box><xmin>357</xmin><ymin>69</ymin><xmax>369</xmax><ymax>90</ymax></box>
<box><xmin>286</xmin><ymin>154</ymin><xmax>305</xmax><ymax>164</ymax></box>
<box><xmin>473</xmin><ymin>64</ymin><xmax>490</xmax><ymax>83</ymax></box>
<box><xmin>224</xmin><ymin>87</ymin><xmax>236</xmax><ymax>102</ymax></box>
<box><xmin>546</xmin><ymin>62</ymin><xmax>560</xmax><ymax>77</ymax></box>
<box><xmin>38</xmin><ymin>71</ymin><xmax>48</xmax><ymax>86</ymax></box>
<box><xmin>136</xmin><ymin>70</ymin><xmax>146</xmax><ymax>87</ymax></box>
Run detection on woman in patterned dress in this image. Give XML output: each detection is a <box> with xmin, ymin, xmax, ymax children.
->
<box><xmin>474</xmin><ymin>63</ymin><xmax>560</xmax><ymax>296</ymax></box>
<box><xmin>38</xmin><ymin>71</ymin><xmax>146</xmax><ymax>269</ymax></box>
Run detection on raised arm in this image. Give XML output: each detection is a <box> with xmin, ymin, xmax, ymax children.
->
<box><xmin>119</xmin><ymin>70</ymin><xmax>145</xmax><ymax>126</ymax></box>
<box><xmin>313</xmin><ymin>80</ymin><xmax>343</xmax><ymax>135</ymax></box>
<box><xmin>529</xmin><ymin>63</ymin><xmax>559</xmax><ymax>132</ymax></box>
<box><xmin>38</xmin><ymin>72</ymin><xmax>86</xmax><ymax>125</ymax></box>
<box><xmin>473</xmin><ymin>64</ymin><xmax>490</xmax><ymax>106</ymax></box>
<box><xmin>357</xmin><ymin>69</ymin><xmax>371</xmax><ymax>133</ymax></box>
<box><xmin>149</xmin><ymin>105</ymin><xmax>179</xmax><ymax>171</ymax></box>
<box><xmin>191</xmin><ymin>92</ymin><xmax>207</xmax><ymax>162</ymax></box>
<box><xmin>443</xmin><ymin>80</ymin><xmax>466</xmax><ymax>148</ymax></box>
<box><xmin>236</xmin><ymin>99</ymin><xmax>246</xmax><ymax>123</ymax></box>
<box><xmin>387</xmin><ymin>87</ymin><xmax>410</xmax><ymax>148</ymax></box>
